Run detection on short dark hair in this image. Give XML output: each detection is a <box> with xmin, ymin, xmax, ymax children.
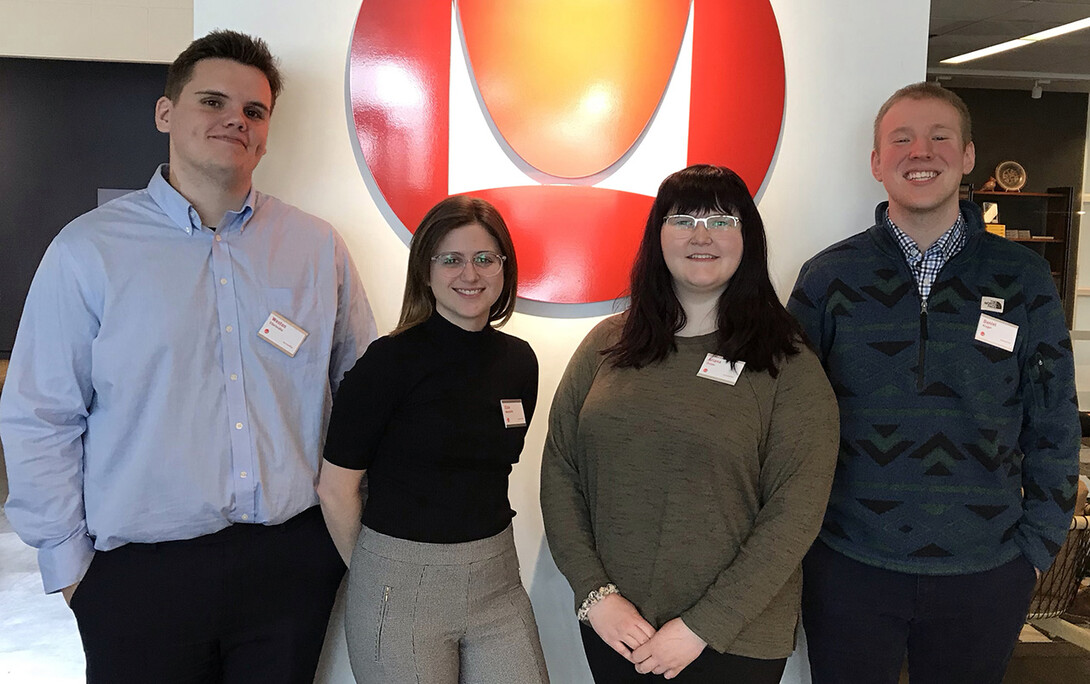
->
<box><xmin>164</xmin><ymin>30</ymin><xmax>283</xmax><ymax>107</ymax></box>
<box><xmin>874</xmin><ymin>82</ymin><xmax>971</xmax><ymax>151</ymax></box>
<box><xmin>393</xmin><ymin>196</ymin><xmax>519</xmax><ymax>335</ymax></box>
<box><xmin>604</xmin><ymin>164</ymin><xmax>803</xmax><ymax>376</ymax></box>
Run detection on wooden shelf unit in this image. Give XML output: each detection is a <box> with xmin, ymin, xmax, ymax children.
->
<box><xmin>975</xmin><ymin>191</ymin><xmax>1065</xmax><ymax>198</ymax></box>
<box><xmin>968</xmin><ymin>186</ymin><xmax>1077</xmax><ymax>327</ymax></box>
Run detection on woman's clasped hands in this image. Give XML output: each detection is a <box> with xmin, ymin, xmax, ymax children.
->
<box><xmin>587</xmin><ymin>594</ymin><xmax>707</xmax><ymax>679</ymax></box>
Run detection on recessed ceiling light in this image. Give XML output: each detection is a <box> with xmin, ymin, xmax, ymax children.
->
<box><xmin>1023</xmin><ymin>17</ymin><xmax>1090</xmax><ymax>41</ymax></box>
<box><xmin>940</xmin><ymin>16</ymin><xmax>1090</xmax><ymax>64</ymax></box>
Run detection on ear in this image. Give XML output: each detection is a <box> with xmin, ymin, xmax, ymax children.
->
<box><xmin>870</xmin><ymin>148</ymin><xmax>882</xmax><ymax>183</ymax></box>
<box><xmin>154</xmin><ymin>96</ymin><xmax>173</xmax><ymax>133</ymax></box>
<box><xmin>962</xmin><ymin>140</ymin><xmax>976</xmax><ymax>175</ymax></box>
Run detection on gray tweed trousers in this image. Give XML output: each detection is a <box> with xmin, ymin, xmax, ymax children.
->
<box><xmin>345</xmin><ymin>524</ymin><xmax>549</xmax><ymax>683</ymax></box>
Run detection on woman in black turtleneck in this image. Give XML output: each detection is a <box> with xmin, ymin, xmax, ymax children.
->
<box><xmin>317</xmin><ymin>196</ymin><xmax>548</xmax><ymax>683</ymax></box>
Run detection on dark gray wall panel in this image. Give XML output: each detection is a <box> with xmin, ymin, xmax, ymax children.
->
<box><xmin>952</xmin><ymin>87</ymin><xmax>1086</xmax><ymax>197</ymax></box>
<box><xmin>0</xmin><ymin>58</ymin><xmax>169</xmax><ymax>355</ymax></box>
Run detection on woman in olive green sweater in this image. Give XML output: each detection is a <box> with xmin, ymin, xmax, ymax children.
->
<box><xmin>541</xmin><ymin>165</ymin><xmax>840</xmax><ymax>682</ymax></box>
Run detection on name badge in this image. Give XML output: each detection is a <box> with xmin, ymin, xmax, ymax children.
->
<box><xmin>980</xmin><ymin>296</ymin><xmax>1004</xmax><ymax>313</ymax></box>
<box><xmin>974</xmin><ymin>313</ymin><xmax>1017</xmax><ymax>352</ymax></box>
<box><xmin>258</xmin><ymin>311</ymin><xmax>309</xmax><ymax>357</ymax></box>
<box><xmin>501</xmin><ymin>399</ymin><xmax>527</xmax><ymax>428</ymax></box>
<box><xmin>697</xmin><ymin>354</ymin><xmax>745</xmax><ymax>386</ymax></box>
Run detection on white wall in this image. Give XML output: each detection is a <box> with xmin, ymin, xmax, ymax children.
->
<box><xmin>1075</xmin><ymin>100</ymin><xmax>1090</xmax><ymax>315</ymax></box>
<box><xmin>196</xmin><ymin>2</ymin><xmax>930</xmax><ymax>681</ymax></box>
<box><xmin>0</xmin><ymin>0</ymin><xmax>192</xmax><ymax>63</ymax></box>
<box><xmin>1073</xmin><ymin>100</ymin><xmax>1090</xmax><ymax>407</ymax></box>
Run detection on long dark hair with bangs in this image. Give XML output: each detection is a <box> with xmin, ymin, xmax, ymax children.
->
<box><xmin>604</xmin><ymin>164</ymin><xmax>803</xmax><ymax>376</ymax></box>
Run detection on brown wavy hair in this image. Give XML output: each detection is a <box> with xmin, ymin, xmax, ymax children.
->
<box><xmin>392</xmin><ymin>196</ymin><xmax>518</xmax><ymax>335</ymax></box>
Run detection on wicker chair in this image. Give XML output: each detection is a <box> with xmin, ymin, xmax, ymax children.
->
<box><xmin>1026</xmin><ymin>513</ymin><xmax>1090</xmax><ymax>651</ymax></box>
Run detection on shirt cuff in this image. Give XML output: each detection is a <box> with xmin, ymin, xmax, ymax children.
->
<box><xmin>38</xmin><ymin>531</ymin><xmax>96</xmax><ymax>594</ymax></box>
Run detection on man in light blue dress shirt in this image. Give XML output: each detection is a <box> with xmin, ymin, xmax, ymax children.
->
<box><xmin>0</xmin><ymin>30</ymin><xmax>377</xmax><ymax>682</ymax></box>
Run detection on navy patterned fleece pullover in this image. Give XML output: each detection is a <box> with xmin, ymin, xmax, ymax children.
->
<box><xmin>788</xmin><ymin>200</ymin><xmax>1079</xmax><ymax>575</ymax></box>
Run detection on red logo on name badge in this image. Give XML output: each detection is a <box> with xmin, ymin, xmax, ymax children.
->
<box><xmin>350</xmin><ymin>0</ymin><xmax>785</xmax><ymax>304</ymax></box>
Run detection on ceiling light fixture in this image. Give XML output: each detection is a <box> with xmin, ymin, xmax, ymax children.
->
<box><xmin>1030</xmin><ymin>79</ymin><xmax>1050</xmax><ymax>99</ymax></box>
<box><xmin>940</xmin><ymin>16</ymin><xmax>1090</xmax><ymax>64</ymax></box>
<box><xmin>1024</xmin><ymin>17</ymin><xmax>1090</xmax><ymax>41</ymax></box>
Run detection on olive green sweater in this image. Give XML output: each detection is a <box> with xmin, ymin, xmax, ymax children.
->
<box><xmin>540</xmin><ymin>315</ymin><xmax>839</xmax><ymax>657</ymax></box>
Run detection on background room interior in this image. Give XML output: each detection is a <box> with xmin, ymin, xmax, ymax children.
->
<box><xmin>1</xmin><ymin>0</ymin><xmax>1089</xmax><ymax>682</ymax></box>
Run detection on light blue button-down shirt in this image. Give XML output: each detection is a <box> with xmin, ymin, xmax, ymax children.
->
<box><xmin>0</xmin><ymin>165</ymin><xmax>377</xmax><ymax>593</ymax></box>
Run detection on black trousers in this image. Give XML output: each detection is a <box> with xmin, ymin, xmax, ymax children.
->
<box><xmin>802</xmin><ymin>539</ymin><xmax>1037</xmax><ymax>684</ymax></box>
<box><xmin>70</xmin><ymin>505</ymin><xmax>346</xmax><ymax>684</ymax></box>
<box><xmin>579</xmin><ymin>622</ymin><xmax>788</xmax><ymax>683</ymax></box>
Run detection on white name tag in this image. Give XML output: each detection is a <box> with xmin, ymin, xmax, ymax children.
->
<box><xmin>500</xmin><ymin>399</ymin><xmax>527</xmax><ymax>428</ymax></box>
<box><xmin>974</xmin><ymin>313</ymin><xmax>1017</xmax><ymax>352</ymax></box>
<box><xmin>697</xmin><ymin>354</ymin><xmax>745</xmax><ymax>386</ymax></box>
<box><xmin>980</xmin><ymin>296</ymin><xmax>1004</xmax><ymax>313</ymax></box>
<box><xmin>257</xmin><ymin>311</ymin><xmax>308</xmax><ymax>357</ymax></box>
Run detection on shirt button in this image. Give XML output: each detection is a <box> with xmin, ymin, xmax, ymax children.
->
<box><xmin>220</xmin><ymin>278</ymin><xmax>227</xmax><ymax>285</ymax></box>
<box><xmin>240</xmin><ymin>471</ymin><xmax>247</xmax><ymax>478</ymax></box>
<box><xmin>241</xmin><ymin>514</ymin><xmax>249</xmax><ymax>521</ymax></box>
<box><xmin>235</xmin><ymin>422</ymin><xmax>243</xmax><ymax>430</ymax></box>
<box><xmin>225</xmin><ymin>325</ymin><xmax>233</xmax><ymax>333</ymax></box>
<box><xmin>215</xmin><ymin>235</ymin><xmax>222</xmax><ymax>242</ymax></box>
<box><xmin>230</xmin><ymin>373</ymin><xmax>238</xmax><ymax>381</ymax></box>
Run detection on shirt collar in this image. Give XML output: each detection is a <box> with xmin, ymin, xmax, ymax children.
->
<box><xmin>147</xmin><ymin>164</ymin><xmax>256</xmax><ymax>235</ymax></box>
<box><xmin>885</xmin><ymin>210</ymin><xmax>965</xmax><ymax>260</ymax></box>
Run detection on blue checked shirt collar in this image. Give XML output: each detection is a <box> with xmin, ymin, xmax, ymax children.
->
<box><xmin>886</xmin><ymin>211</ymin><xmax>966</xmax><ymax>301</ymax></box>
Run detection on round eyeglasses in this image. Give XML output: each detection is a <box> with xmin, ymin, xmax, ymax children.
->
<box><xmin>663</xmin><ymin>214</ymin><xmax>741</xmax><ymax>231</ymax></box>
<box><xmin>430</xmin><ymin>251</ymin><xmax>507</xmax><ymax>277</ymax></box>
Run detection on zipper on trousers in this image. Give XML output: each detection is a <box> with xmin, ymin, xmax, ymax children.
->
<box><xmin>375</xmin><ymin>585</ymin><xmax>390</xmax><ymax>662</ymax></box>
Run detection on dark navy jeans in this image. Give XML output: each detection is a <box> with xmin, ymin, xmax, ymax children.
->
<box><xmin>802</xmin><ymin>539</ymin><xmax>1037</xmax><ymax>684</ymax></box>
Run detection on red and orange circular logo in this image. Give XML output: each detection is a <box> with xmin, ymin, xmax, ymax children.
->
<box><xmin>350</xmin><ymin>0</ymin><xmax>784</xmax><ymax>304</ymax></box>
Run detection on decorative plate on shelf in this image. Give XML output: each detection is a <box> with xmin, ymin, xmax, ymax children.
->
<box><xmin>995</xmin><ymin>160</ymin><xmax>1026</xmax><ymax>191</ymax></box>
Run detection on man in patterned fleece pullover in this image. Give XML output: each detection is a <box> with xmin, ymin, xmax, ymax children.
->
<box><xmin>788</xmin><ymin>82</ymin><xmax>1079</xmax><ymax>684</ymax></box>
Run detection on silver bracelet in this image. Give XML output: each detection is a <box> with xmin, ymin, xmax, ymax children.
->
<box><xmin>577</xmin><ymin>583</ymin><xmax>619</xmax><ymax>622</ymax></box>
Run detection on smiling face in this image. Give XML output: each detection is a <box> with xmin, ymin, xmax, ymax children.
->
<box><xmin>155</xmin><ymin>58</ymin><xmax>272</xmax><ymax>191</ymax></box>
<box><xmin>429</xmin><ymin>223</ymin><xmax>504</xmax><ymax>331</ymax></box>
<box><xmin>871</xmin><ymin>96</ymin><xmax>975</xmax><ymax>226</ymax></box>
<box><xmin>660</xmin><ymin>209</ymin><xmax>744</xmax><ymax>300</ymax></box>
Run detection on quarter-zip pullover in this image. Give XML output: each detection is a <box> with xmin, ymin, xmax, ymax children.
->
<box><xmin>788</xmin><ymin>200</ymin><xmax>1079</xmax><ymax>574</ymax></box>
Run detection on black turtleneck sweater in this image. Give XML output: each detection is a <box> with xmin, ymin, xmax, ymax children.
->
<box><xmin>324</xmin><ymin>313</ymin><xmax>538</xmax><ymax>543</ymax></box>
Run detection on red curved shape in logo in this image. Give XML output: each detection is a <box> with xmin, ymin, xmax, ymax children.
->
<box><xmin>350</xmin><ymin>0</ymin><xmax>784</xmax><ymax>304</ymax></box>
<box><xmin>472</xmin><ymin>186</ymin><xmax>654</xmax><ymax>303</ymax></box>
